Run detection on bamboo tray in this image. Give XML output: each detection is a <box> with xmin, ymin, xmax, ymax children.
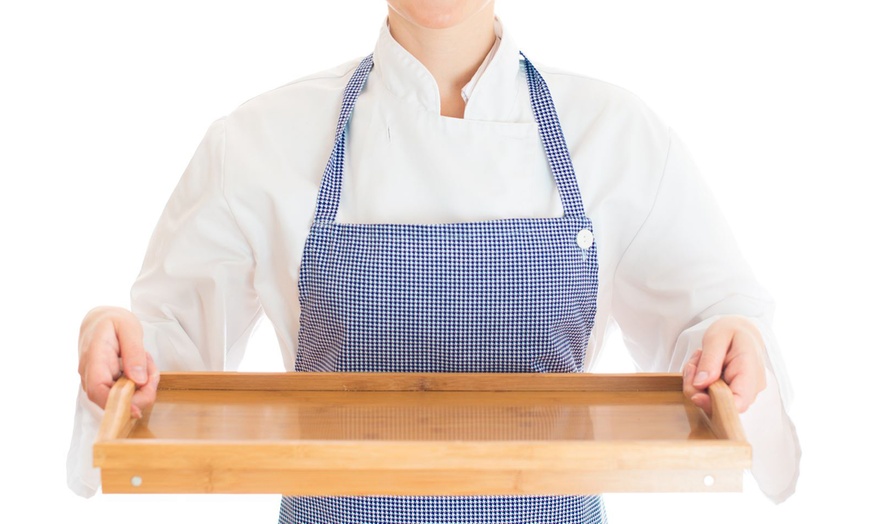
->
<box><xmin>94</xmin><ymin>372</ymin><xmax>750</xmax><ymax>495</ymax></box>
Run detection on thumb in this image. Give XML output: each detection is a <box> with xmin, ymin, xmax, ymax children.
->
<box><xmin>693</xmin><ymin>323</ymin><xmax>731</xmax><ymax>389</ymax></box>
<box><xmin>115</xmin><ymin>313</ymin><xmax>147</xmax><ymax>385</ymax></box>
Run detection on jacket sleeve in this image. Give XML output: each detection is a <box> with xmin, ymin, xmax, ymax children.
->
<box><xmin>130</xmin><ymin>117</ymin><xmax>263</xmax><ymax>373</ymax></box>
<box><xmin>66</xmin><ymin>118</ymin><xmax>263</xmax><ymax>497</ymax></box>
<box><xmin>611</xmin><ymin>130</ymin><xmax>801</xmax><ymax>502</ymax></box>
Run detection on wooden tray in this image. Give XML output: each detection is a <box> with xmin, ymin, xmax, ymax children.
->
<box><xmin>94</xmin><ymin>372</ymin><xmax>750</xmax><ymax>495</ymax></box>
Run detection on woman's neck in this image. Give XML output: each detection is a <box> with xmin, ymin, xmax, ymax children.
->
<box><xmin>387</xmin><ymin>5</ymin><xmax>496</xmax><ymax>118</ymax></box>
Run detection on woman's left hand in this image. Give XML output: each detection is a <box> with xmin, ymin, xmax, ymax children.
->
<box><xmin>682</xmin><ymin>316</ymin><xmax>767</xmax><ymax>415</ymax></box>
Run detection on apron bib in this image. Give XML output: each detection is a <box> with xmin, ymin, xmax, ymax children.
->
<box><xmin>282</xmin><ymin>54</ymin><xmax>604</xmax><ymax>524</ymax></box>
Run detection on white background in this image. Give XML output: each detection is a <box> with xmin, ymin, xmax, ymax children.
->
<box><xmin>1</xmin><ymin>0</ymin><xmax>867</xmax><ymax>522</ymax></box>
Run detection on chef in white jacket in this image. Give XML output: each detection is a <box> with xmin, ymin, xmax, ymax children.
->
<box><xmin>70</xmin><ymin>0</ymin><xmax>801</xmax><ymax>521</ymax></box>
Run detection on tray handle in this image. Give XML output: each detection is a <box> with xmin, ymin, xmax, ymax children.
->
<box><xmin>707</xmin><ymin>379</ymin><xmax>747</xmax><ymax>442</ymax></box>
<box><xmin>96</xmin><ymin>376</ymin><xmax>137</xmax><ymax>442</ymax></box>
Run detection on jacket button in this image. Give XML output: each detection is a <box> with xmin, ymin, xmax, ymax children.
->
<box><xmin>576</xmin><ymin>229</ymin><xmax>594</xmax><ymax>249</ymax></box>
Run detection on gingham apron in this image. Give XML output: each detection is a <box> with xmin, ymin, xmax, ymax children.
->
<box><xmin>281</xmin><ymin>54</ymin><xmax>604</xmax><ymax>524</ymax></box>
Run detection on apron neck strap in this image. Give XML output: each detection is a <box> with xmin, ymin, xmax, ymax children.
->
<box><xmin>520</xmin><ymin>52</ymin><xmax>586</xmax><ymax>218</ymax></box>
<box><xmin>313</xmin><ymin>55</ymin><xmax>375</xmax><ymax>222</ymax></box>
<box><xmin>313</xmin><ymin>53</ymin><xmax>588</xmax><ymax>222</ymax></box>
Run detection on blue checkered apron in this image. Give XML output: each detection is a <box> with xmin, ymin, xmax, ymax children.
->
<box><xmin>281</xmin><ymin>54</ymin><xmax>604</xmax><ymax>524</ymax></box>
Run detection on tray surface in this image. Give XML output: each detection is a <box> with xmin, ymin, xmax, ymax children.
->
<box><xmin>137</xmin><ymin>389</ymin><xmax>710</xmax><ymax>441</ymax></box>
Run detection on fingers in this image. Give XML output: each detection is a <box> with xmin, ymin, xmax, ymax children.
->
<box><xmin>78</xmin><ymin>307</ymin><xmax>156</xmax><ymax>413</ymax></box>
<box><xmin>682</xmin><ymin>316</ymin><xmax>768</xmax><ymax>415</ymax></box>
<box><xmin>80</xmin><ymin>318</ymin><xmax>123</xmax><ymax>409</ymax></box>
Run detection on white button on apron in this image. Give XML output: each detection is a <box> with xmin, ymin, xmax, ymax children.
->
<box><xmin>576</xmin><ymin>229</ymin><xmax>594</xmax><ymax>249</ymax></box>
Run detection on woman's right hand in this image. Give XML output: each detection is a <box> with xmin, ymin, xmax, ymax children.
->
<box><xmin>78</xmin><ymin>306</ymin><xmax>160</xmax><ymax>418</ymax></box>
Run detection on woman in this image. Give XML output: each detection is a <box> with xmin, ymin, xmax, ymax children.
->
<box><xmin>71</xmin><ymin>0</ymin><xmax>800</xmax><ymax>522</ymax></box>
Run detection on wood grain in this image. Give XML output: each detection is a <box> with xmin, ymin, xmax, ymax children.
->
<box><xmin>94</xmin><ymin>372</ymin><xmax>751</xmax><ymax>495</ymax></box>
<box><xmin>156</xmin><ymin>372</ymin><xmax>683</xmax><ymax>392</ymax></box>
<box><xmin>96</xmin><ymin>376</ymin><xmax>137</xmax><ymax>442</ymax></box>
<box><xmin>707</xmin><ymin>379</ymin><xmax>748</xmax><ymax>442</ymax></box>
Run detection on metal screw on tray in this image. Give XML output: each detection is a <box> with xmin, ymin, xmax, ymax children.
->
<box><xmin>703</xmin><ymin>475</ymin><xmax>715</xmax><ymax>487</ymax></box>
<box><xmin>131</xmin><ymin>476</ymin><xmax>143</xmax><ymax>488</ymax></box>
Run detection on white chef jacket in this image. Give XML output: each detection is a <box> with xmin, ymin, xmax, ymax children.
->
<box><xmin>67</xmin><ymin>19</ymin><xmax>801</xmax><ymax>502</ymax></box>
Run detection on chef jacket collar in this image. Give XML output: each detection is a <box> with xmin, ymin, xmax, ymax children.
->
<box><xmin>373</xmin><ymin>17</ymin><xmax>523</xmax><ymax>121</ymax></box>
